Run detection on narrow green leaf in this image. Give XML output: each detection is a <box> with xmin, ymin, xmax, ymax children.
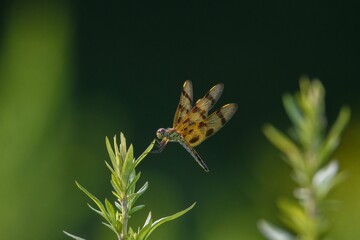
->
<box><xmin>114</xmin><ymin>200</ymin><xmax>122</xmax><ymax>212</ymax></box>
<box><xmin>87</xmin><ymin>203</ymin><xmax>105</xmax><ymax>217</ymax></box>
<box><xmin>106</xmin><ymin>135</ymin><xmax>122</xmax><ymax>175</ymax></box>
<box><xmin>114</xmin><ymin>215</ymin><xmax>123</xmax><ymax>236</ymax></box>
<box><xmin>76</xmin><ymin>181</ymin><xmax>110</xmax><ymax>223</ymax></box>
<box><xmin>122</xmin><ymin>144</ymin><xmax>135</xmax><ymax>183</ymax></box>
<box><xmin>105</xmin><ymin>198</ymin><xmax>116</xmax><ymax>224</ymax></box>
<box><xmin>120</xmin><ymin>132</ymin><xmax>127</xmax><ymax>161</ymax></box>
<box><xmin>144</xmin><ymin>211</ymin><xmax>152</xmax><ymax>227</ymax></box>
<box><xmin>129</xmin><ymin>205</ymin><xmax>146</xmax><ymax>214</ymax></box>
<box><xmin>102</xmin><ymin>222</ymin><xmax>114</xmax><ymax>231</ymax></box>
<box><xmin>106</xmin><ymin>137</ymin><xmax>117</xmax><ymax>168</ymax></box>
<box><xmin>111</xmin><ymin>174</ymin><xmax>123</xmax><ymax>196</ymax></box>
<box><xmin>126</xmin><ymin>166</ymin><xmax>138</xmax><ymax>193</ymax></box>
<box><xmin>112</xmin><ymin>191</ymin><xmax>120</xmax><ymax>200</ymax></box>
<box><xmin>105</xmin><ymin>160</ymin><xmax>115</xmax><ymax>174</ymax></box>
<box><xmin>283</xmin><ymin>94</ymin><xmax>303</xmax><ymax>129</ymax></box>
<box><xmin>63</xmin><ymin>231</ymin><xmax>87</xmax><ymax>240</ymax></box>
<box><xmin>263</xmin><ymin>124</ymin><xmax>302</xmax><ymax>168</ymax></box>
<box><xmin>143</xmin><ymin>202</ymin><xmax>196</xmax><ymax>240</ymax></box>
<box><xmin>313</xmin><ymin>161</ymin><xmax>347</xmax><ymax>200</ymax></box>
<box><xmin>102</xmin><ymin>222</ymin><xmax>120</xmax><ymax>238</ymax></box>
<box><xmin>319</xmin><ymin>106</ymin><xmax>350</xmax><ymax>164</ymax></box>
<box><xmin>277</xmin><ymin>198</ymin><xmax>308</xmax><ymax>234</ymax></box>
<box><xmin>128</xmin><ymin>227</ymin><xmax>137</xmax><ymax>240</ymax></box>
<box><xmin>135</xmin><ymin>139</ymin><xmax>156</xmax><ymax>167</ymax></box>
<box><xmin>258</xmin><ymin>220</ymin><xmax>295</xmax><ymax>240</ymax></box>
<box><xmin>137</xmin><ymin>212</ymin><xmax>153</xmax><ymax>240</ymax></box>
<box><xmin>113</xmin><ymin>135</ymin><xmax>123</xmax><ymax>168</ymax></box>
<box><xmin>299</xmin><ymin>77</ymin><xmax>311</xmax><ymax>94</ymax></box>
<box><xmin>126</xmin><ymin>172</ymin><xmax>141</xmax><ymax>195</ymax></box>
<box><xmin>129</xmin><ymin>182</ymin><xmax>148</xmax><ymax>205</ymax></box>
<box><xmin>138</xmin><ymin>218</ymin><xmax>153</xmax><ymax>240</ymax></box>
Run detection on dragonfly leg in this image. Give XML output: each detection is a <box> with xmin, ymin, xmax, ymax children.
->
<box><xmin>152</xmin><ymin>139</ymin><xmax>168</xmax><ymax>153</ymax></box>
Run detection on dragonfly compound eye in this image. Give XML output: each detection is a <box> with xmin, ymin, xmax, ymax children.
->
<box><xmin>156</xmin><ymin>128</ymin><xmax>165</xmax><ymax>139</ymax></box>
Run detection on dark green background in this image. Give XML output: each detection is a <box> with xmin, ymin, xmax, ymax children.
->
<box><xmin>0</xmin><ymin>1</ymin><xmax>360</xmax><ymax>239</ymax></box>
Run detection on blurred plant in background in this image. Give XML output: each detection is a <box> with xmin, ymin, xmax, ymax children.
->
<box><xmin>258</xmin><ymin>78</ymin><xmax>350</xmax><ymax>240</ymax></box>
<box><xmin>65</xmin><ymin>133</ymin><xmax>195</xmax><ymax>240</ymax></box>
<box><xmin>0</xmin><ymin>2</ymin><xmax>73</xmax><ymax>239</ymax></box>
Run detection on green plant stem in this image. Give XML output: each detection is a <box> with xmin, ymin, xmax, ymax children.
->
<box><xmin>304</xmin><ymin>186</ymin><xmax>318</xmax><ymax>240</ymax></box>
<box><xmin>303</xmin><ymin>144</ymin><xmax>321</xmax><ymax>239</ymax></box>
<box><xmin>293</xmin><ymin>162</ymin><xmax>315</xmax><ymax>238</ymax></box>
<box><xmin>121</xmin><ymin>197</ymin><xmax>128</xmax><ymax>240</ymax></box>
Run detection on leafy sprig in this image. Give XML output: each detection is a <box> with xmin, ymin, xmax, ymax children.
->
<box><xmin>258</xmin><ymin>78</ymin><xmax>350</xmax><ymax>240</ymax></box>
<box><xmin>65</xmin><ymin>133</ymin><xmax>195</xmax><ymax>240</ymax></box>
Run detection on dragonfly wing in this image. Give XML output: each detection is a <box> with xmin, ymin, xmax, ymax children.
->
<box><xmin>204</xmin><ymin>103</ymin><xmax>238</xmax><ymax>139</ymax></box>
<box><xmin>182</xmin><ymin>103</ymin><xmax>238</xmax><ymax>147</ymax></box>
<box><xmin>179</xmin><ymin>138</ymin><xmax>209</xmax><ymax>172</ymax></box>
<box><xmin>176</xmin><ymin>83</ymin><xmax>224</xmax><ymax>132</ymax></box>
<box><xmin>181</xmin><ymin>121</ymin><xmax>207</xmax><ymax>147</ymax></box>
<box><xmin>194</xmin><ymin>83</ymin><xmax>224</xmax><ymax>117</ymax></box>
<box><xmin>173</xmin><ymin>80</ymin><xmax>193</xmax><ymax>128</ymax></box>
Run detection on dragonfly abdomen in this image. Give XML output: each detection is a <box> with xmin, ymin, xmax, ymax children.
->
<box><xmin>178</xmin><ymin>138</ymin><xmax>209</xmax><ymax>172</ymax></box>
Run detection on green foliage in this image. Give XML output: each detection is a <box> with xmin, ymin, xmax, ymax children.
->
<box><xmin>64</xmin><ymin>133</ymin><xmax>195</xmax><ymax>240</ymax></box>
<box><xmin>258</xmin><ymin>78</ymin><xmax>350</xmax><ymax>240</ymax></box>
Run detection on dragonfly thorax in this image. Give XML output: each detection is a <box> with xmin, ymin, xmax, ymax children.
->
<box><xmin>156</xmin><ymin>127</ymin><xmax>181</xmax><ymax>142</ymax></box>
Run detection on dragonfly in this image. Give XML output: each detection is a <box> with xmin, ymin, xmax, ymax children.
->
<box><xmin>155</xmin><ymin>80</ymin><xmax>238</xmax><ymax>172</ymax></box>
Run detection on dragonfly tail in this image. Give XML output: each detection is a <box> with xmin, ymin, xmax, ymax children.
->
<box><xmin>179</xmin><ymin>140</ymin><xmax>209</xmax><ymax>172</ymax></box>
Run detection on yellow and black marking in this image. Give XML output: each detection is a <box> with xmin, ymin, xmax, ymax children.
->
<box><xmin>216</xmin><ymin>108</ymin><xmax>227</xmax><ymax>125</ymax></box>
<box><xmin>182</xmin><ymin>89</ymin><xmax>192</xmax><ymax>104</ymax></box>
<box><xmin>173</xmin><ymin>80</ymin><xmax>193</xmax><ymax>128</ymax></box>
<box><xmin>189</xmin><ymin>135</ymin><xmax>200</xmax><ymax>144</ymax></box>
<box><xmin>204</xmin><ymin>91</ymin><xmax>216</xmax><ymax>105</ymax></box>
<box><xmin>176</xmin><ymin>104</ymin><xmax>186</xmax><ymax>123</ymax></box>
<box><xmin>205</xmin><ymin>128</ymin><xmax>214</xmax><ymax>137</ymax></box>
<box><xmin>157</xmin><ymin>80</ymin><xmax>237</xmax><ymax>172</ymax></box>
<box><xmin>198</xmin><ymin>121</ymin><xmax>207</xmax><ymax>129</ymax></box>
<box><xmin>191</xmin><ymin>106</ymin><xmax>206</xmax><ymax>119</ymax></box>
<box><xmin>205</xmin><ymin>103</ymin><xmax>238</xmax><ymax>136</ymax></box>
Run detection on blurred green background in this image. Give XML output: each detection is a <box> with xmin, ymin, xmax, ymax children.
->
<box><xmin>0</xmin><ymin>1</ymin><xmax>360</xmax><ymax>239</ymax></box>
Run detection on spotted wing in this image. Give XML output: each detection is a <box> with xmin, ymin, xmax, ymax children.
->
<box><xmin>193</xmin><ymin>83</ymin><xmax>224</xmax><ymax>117</ymax></box>
<box><xmin>181</xmin><ymin>103</ymin><xmax>238</xmax><ymax>147</ymax></box>
<box><xmin>176</xmin><ymin>83</ymin><xmax>224</xmax><ymax>132</ymax></box>
<box><xmin>173</xmin><ymin>80</ymin><xmax>193</xmax><ymax>128</ymax></box>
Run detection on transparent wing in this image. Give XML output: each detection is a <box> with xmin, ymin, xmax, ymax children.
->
<box><xmin>173</xmin><ymin>80</ymin><xmax>193</xmax><ymax>128</ymax></box>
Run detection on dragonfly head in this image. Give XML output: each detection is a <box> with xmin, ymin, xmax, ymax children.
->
<box><xmin>156</xmin><ymin>128</ymin><xmax>166</xmax><ymax>139</ymax></box>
